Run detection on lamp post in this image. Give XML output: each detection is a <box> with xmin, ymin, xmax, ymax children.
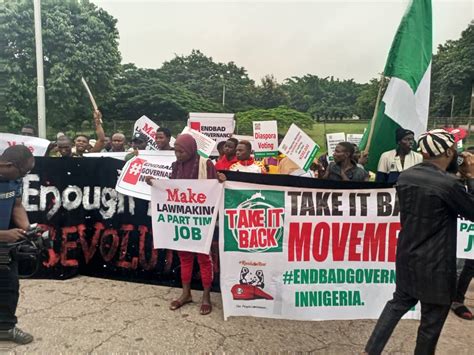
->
<box><xmin>221</xmin><ymin>70</ymin><xmax>230</xmax><ymax>108</ymax></box>
<box><xmin>33</xmin><ymin>0</ymin><xmax>46</xmax><ymax>138</ymax></box>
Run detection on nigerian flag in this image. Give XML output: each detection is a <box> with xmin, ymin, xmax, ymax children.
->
<box><xmin>360</xmin><ymin>0</ymin><xmax>432</xmax><ymax>172</ymax></box>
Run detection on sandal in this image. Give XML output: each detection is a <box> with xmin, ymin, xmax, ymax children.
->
<box><xmin>200</xmin><ymin>303</ymin><xmax>212</xmax><ymax>316</ymax></box>
<box><xmin>169</xmin><ymin>298</ymin><xmax>192</xmax><ymax>311</ymax></box>
<box><xmin>452</xmin><ymin>305</ymin><xmax>473</xmax><ymax>320</ymax></box>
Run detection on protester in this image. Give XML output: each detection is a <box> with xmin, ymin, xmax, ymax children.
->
<box><xmin>321</xmin><ymin>142</ymin><xmax>368</xmax><ymax>181</ymax></box>
<box><xmin>155</xmin><ymin>127</ymin><xmax>173</xmax><ymax>151</ymax></box>
<box><xmin>19</xmin><ymin>124</ymin><xmax>36</xmax><ymax>137</ymax></box>
<box><xmin>215</xmin><ymin>138</ymin><xmax>238</xmax><ymax>171</ymax></box>
<box><xmin>145</xmin><ymin>134</ymin><xmax>225</xmax><ymax>315</ymax></box>
<box><xmin>451</xmin><ymin>145</ymin><xmax>474</xmax><ymax>320</ymax></box>
<box><xmin>103</xmin><ymin>136</ymin><xmax>112</xmax><ymax>152</ymax></box>
<box><xmin>125</xmin><ymin>132</ymin><xmax>148</xmax><ymax>161</ymax></box>
<box><xmin>110</xmin><ymin>133</ymin><xmax>126</xmax><ymax>152</ymax></box>
<box><xmin>376</xmin><ymin>128</ymin><xmax>422</xmax><ymax>183</ymax></box>
<box><xmin>229</xmin><ymin>140</ymin><xmax>266</xmax><ymax>174</ymax></box>
<box><xmin>216</xmin><ymin>141</ymin><xmax>226</xmax><ymax>159</ymax></box>
<box><xmin>56</xmin><ymin>136</ymin><xmax>74</xmax><ymax>158</ymax></box>
<box><xmin>0</xmin><ymin>145</ymin><xmax>35</xmax><ymax>345</ymax></box>
<box><xmin>71</xmin><ymin>110</ymin><xmax>106</xmax><ymax>157</ymax></box>
<box><xmin>365</xmin><ymin>129</ymin><xmax>474</xmax><ymax>355</ymax></box>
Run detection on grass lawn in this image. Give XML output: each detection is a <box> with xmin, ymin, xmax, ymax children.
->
<box><xmin>305</xmin><ymin>121</ymin><xmax>369</xmax><ymax>154</ymax></box>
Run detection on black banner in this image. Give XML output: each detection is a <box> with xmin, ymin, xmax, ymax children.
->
<box><xmin>23</xmin><ymin>158</ymin><xmax>392</xmax><ymax>290</ymax></box>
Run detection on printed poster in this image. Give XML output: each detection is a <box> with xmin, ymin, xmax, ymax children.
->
<box><xmin>278</xmin><ymin>124</ymin><xmax>320</xmax><ymax>171</ymax></box>
<box><xmin>457</xmin><ymin>218</ymin><xmax>474</xmax><ymax>259</ymax></box>
<box><xmin>220</xmin><ymin>181</ymin><xmax>420</xmax><ymax>321</ymax></box>
<box><xmin>0</xmin><ymin>133</ymin><xmax>50</xmax><ymax>156</ymax></box>
<box><xmin>151</xmin><ymin>179</ymin><xmax>223</xmax><ymax>253</ymax></box>
<box><xmin>253</xmin><ymin>121</ymin><xmax>279</xmax><ymax>158</ymax></box>
<box><xmin>115</xmin><ymin>151</ymin><xmax>175</xmax><ymax>201</ymax></box>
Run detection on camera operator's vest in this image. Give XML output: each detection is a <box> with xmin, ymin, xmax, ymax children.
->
<box><xmin>0</xmin><ymin>179</ymin><xmax>22</xmax><ymax>230</ymax></box>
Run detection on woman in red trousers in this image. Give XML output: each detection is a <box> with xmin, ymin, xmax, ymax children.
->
<box><xmin>147</xmin><ymin>133</ymin><xmax>224</xmax><ymax>315</ymax></box>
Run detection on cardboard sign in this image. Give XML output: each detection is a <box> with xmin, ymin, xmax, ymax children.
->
<box><xmin>326</xmin><ymin>133</ymin><xmax>346</xmax><ymax>161</ymax></box>
<box><xmin>0</xmin><ymin>133</ymin><xmax>50</xmax><ymax>156</ymax></box>
<box><xmin>220</xmin><ymin>181</ymin><xmax>420</xmax><ymax>321</ymax></box>
<box><xmin>181</xmin><ymin>126</ymin><xmax>217</xmax><ymax>159</ymax></box>
<box><xmin>188</xmin><ymin>112</ymin><xmax>235</xmax><ymax>155</ymax></box>
<box><xmin>133</xmin><ymin>115</ymin><xmax>175</xmax><ymax>150</ymax></box>
<box><xmin>253</xmin><ymin>121</ymin><xmax>279</xmax><ymax>158</ymax></box>
<box><xmin>346</xmin><ymin>134</ymin><xmax>364</xmax><ymax>146</ymax></box>
<box><xmin>457</xmin><ymin>218</ymin><xmax>474</xmax><ymax>259</ymax></box>
<box><xmin>278</xmin><ymin>124</ymin><xmax>320</xmax><ymax>171</ymax></box>
<box><xmin>151</xmin><ymin>179</ymin><xmax>223</xmax><ymax>253</ymax></box>
<box><xmin>115</xmin><ymin>151</ymin><xmax>175</xmax><ymax>201</ymax></box>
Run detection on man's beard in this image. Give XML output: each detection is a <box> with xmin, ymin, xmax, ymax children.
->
<box><xmin>446</xmin><ymin>151</ymin><xmax>459</xmax><ymax>174</ymax></box>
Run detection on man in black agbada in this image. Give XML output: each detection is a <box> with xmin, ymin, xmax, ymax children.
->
<box><xmin>365</xmin><ymin>129</ymin><xmax>474</xmax><ymax>355</ymax></box>
<box><xmin>0</xmin><ymin>145</ymin><xmax>35</xmax><ymax>345</ymax></box>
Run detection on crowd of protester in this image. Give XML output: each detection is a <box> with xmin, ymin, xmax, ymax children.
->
<box><xmin>1</xmin><ymin>111</ymin><xmax>472</xmax><ymax>350</ymax></box>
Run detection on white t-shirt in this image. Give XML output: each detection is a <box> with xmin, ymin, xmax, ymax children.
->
<box><xmin>377</xmin><ymin>149</ymin><xmax>423</xmax><ymax>173</ymax></box>
<box><xmin>229</xmin><ymin>161</ymin><xmax>264</xmax><ymax>174</ymax></box>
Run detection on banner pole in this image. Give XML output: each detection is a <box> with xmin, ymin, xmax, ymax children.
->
<box><xmin>364</xmin><ymin>73</ymin><xmax>386</xmax><ymax>154</ymax></box>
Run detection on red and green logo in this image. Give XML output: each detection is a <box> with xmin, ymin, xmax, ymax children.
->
<box><xmin>224</xmin><ymin>189</ymin><xmax>285</xmax><ymax>253</ymax></box>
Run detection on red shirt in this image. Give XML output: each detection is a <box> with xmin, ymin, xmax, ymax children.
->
<box><xmin>215</xmin><ymin>155</ymin><xmax>238</xmax><ymax>171</ymax></box>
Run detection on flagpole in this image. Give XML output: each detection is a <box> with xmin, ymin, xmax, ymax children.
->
<box><xmin>363</xmin><ymin>74</ymin><xmax>386</xmax><ymax>154</ymax></box>
<box><xmin>33</xmin><ymin>0</ymin><xmax>47</xmax><ymax>138</ymax></box>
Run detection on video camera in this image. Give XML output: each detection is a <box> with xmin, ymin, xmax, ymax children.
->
<box><xmin>0</xmin><ymin>224</ymin><xmax>52</xmax><ymax>277</ymax></box>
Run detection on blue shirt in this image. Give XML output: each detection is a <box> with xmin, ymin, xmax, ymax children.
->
<box><xmin>0</xmin><ymin>179</ymin><xmax>22</xmax><ymax>230</ymax></box>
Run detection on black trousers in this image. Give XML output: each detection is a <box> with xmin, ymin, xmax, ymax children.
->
<box><xmin>454</xmin><ymin>259</ymin><xmax>474</xmax><ymax>303</ymax></box>
<box><xmin>365</xmin><ymin>288</ymin><xmax>450</xmax><ymax>355</ymax></box>
<box><xmin>0</xmin><ymin>255</ymin><xmax>19</xmax><ymax>330</ymax></box>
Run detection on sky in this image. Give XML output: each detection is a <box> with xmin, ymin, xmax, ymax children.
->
<box><xmin>94</xmin><ymin>0</ymin><xmax>473</xmax><ymax>84</ymax></box>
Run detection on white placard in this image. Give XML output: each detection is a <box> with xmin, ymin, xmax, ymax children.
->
<box><xmin>278</xmin><ymin>124</ymin><xmax>320</xmax><ymax>171</ymax></box>
<box><xmin>253</xmin><ymin>121</ymin><xmax>279</xmax><ymax>158</ymax></box>
<box><xmin>181</xmin><ymin>126</ymin><xmax>217</xmax><ymax>159</ymax></box>
<box><xmin>133</xmin><ymin>115</ymin><xmax>175</xmax><ymax>150</ymax></box>
<box><xmin>457</xmin><ymin>218</ymin><xmax>474</xmax><ymax>259</ymax></box>
<box><xmin>346</xmin><ymin>134</ymin><xmax>364</xmax><ymax>146</ymax></box>
<box><xmin>188</xmin><ymin>112</ymin><xmax>235</xmax><ymax>155</ymax></box>
<box><xmin>0</xmin><ymin>133</ymin><xmax>50</xmax><ymax>156</ymax></box>
<box><xmin>326</xmin><ymin>133</ymin><xmax>346</xmax><ymax>159</ymax></box>
<box><xmin>151</xmin><ymin>179</ymin><xmax>223</xmax><ymax>253</ymax></box>
<box><xmin>115</xmin><ymin>151</ymin><xmax>175</xmax><ymax>201</ymax></box>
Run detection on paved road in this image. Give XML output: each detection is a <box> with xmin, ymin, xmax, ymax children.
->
<box><xmin>1</xmin><ymin>276</ymin><xmax>472</xmax><ymax>354</ymax></box>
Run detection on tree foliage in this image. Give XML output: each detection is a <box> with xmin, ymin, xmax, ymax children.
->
<box><xmin>430</xmin><ymin>24</ymin><xmax>473</xmax><ymax>117</ymax></box>
<box><xmin>102</xmin><ymin>63</ymin><xmax>221</xmax><ymax>123</ymax></box>
<box><xmin>1</xmin><ymin>0</ymin><xmax>121</xmax><ymax>131</ymax></box>
<box><xmin>236</xmin><ymin>106</ymin><xmax>314</xmax><ymax>135</ymax></box>
<box><xmin>157</xmin><ymin>50</ymin><xmax>257</xmax><ymax>113</ymax></box>
<box><xmin>283</xmin><ymin>75</ymin><xmax>363</xmax><ymax>120</ymax></box>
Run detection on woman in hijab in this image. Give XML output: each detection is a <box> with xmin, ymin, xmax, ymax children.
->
<box><xmin>147</xmin><ymin>134</ymin><xmax>224</xmax><ymax>315</ymax></box>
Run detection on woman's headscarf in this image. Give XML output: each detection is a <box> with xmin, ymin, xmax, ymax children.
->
<box><xmin>171</xmin><ymin>134</ymin><xmax>200</xmax><ymax>179</ymax></box>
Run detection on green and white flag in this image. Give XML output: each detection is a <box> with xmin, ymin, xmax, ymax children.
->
<box><xmin>360</xmin><ymin>0</ymin><xmax>432</xmax><ymax>172</ymax></box>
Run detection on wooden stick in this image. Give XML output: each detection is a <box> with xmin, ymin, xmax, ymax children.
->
<box><xmin>81</xmin><ymin>77</ymin><xmax>102</xmax><ymax>124</ymax></box>
<box><xmin>81</xmin><ymin>77</ymin><xmax>98</xmax><ymax>111</ymax></box>
<box><xmin>364</xmin><ymin>73</ymin><xmax>386</xmax><ymax>154</ymax></box>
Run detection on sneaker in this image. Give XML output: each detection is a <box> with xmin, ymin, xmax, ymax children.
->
<box><xmin>0</xmin><ymin>327</ymin><xmax>34</xmax><ymax>344</ymax></box>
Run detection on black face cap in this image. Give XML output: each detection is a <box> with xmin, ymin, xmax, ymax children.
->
<box><xmin>132</xmin><ymin>132</ymin><xmax>148</xmax><ymax>143</ymax></box>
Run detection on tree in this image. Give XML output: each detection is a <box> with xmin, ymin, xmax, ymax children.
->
<box><xmin>1</xmin><ymin>0</ymin><xmax>121</xmax><ymax>133</ymax></box>
<box><xmin>235</xmin><ymin>106</ymin><xmax>314</xmax><ymax>135</ymax></box>
<box><xmin>102</xmin><ymin>64</ymin><xmax>221</xmax><ymax>124</ymax></box>
<box><xmin>430</xmin><ymin>23</ymin><xmax>473</xmax><ymax>117</ymax></box>
<box><xmin>158</xmin><ymin>50</ymin><xmax>257</xmax><ymax>112</ymax></box>
<box><xmin>355</xmin><ymin>78</ymin><xmax>383</xmax><ymax>120</ymax></box>
<box><xmin>254</xmin><ymin>74</ymin><xmax>288</xmax><ymax>109</ymax></box>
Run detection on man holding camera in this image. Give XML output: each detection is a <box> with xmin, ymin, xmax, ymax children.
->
<box><xmin>0</xmin><ymin>145</ymin><xmax>35</xmax><ymax>344</ymax></box>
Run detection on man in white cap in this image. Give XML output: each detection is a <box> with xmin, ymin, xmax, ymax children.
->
<box><xmin>365</xmin><ymin>129</ymin><xmax>474</xmax><ymax>355</ymax></box>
